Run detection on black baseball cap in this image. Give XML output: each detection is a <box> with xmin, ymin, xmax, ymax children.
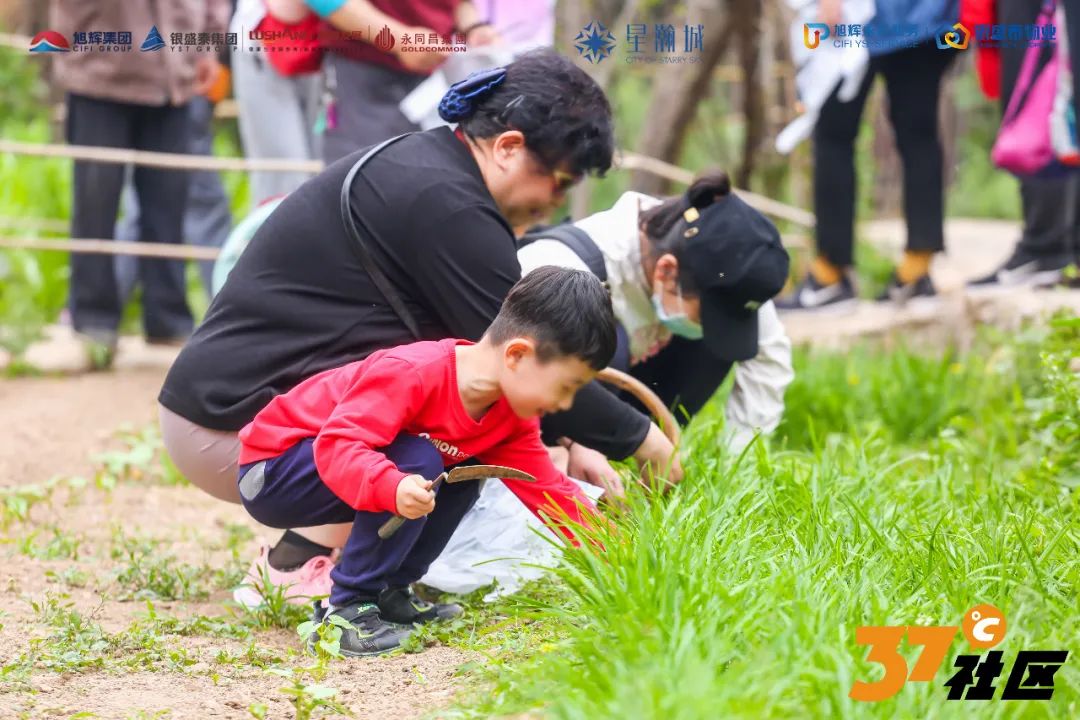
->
<box><xmin>676</xmin><ymin>193</ymin><xmax>789</xmax><ymax>361</ymax></box>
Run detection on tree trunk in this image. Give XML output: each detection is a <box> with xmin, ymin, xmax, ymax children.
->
<box><xmin>19</xmin><ymin>0</ymin><xmax>47</xmax><ymax>34</ymax></box>
<box><xmin>733</xmin><ymin>0</ymin><xmax>764</xmax><ymax>189</ymax></box>
<box><xmin>555</xmin><ymin>0</ymin><xmax>589</xmax><ymax>53</ymax></box>
<box><xmin>568</xmin><ymin>0</ymin><xmax>641</xmax><ymax>219</ymax></box>
<box><xmin>629</xmin><ymin>0</ymin><xmax>732</xmax><ymax>197</ymax></box>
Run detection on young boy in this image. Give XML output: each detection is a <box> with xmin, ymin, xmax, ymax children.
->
<box><xmin>236</xmin><ymin>266</ymin><xmax>616</xmax><ymax>656</ymax></box>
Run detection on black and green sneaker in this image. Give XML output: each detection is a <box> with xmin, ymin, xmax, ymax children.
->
<box><xmin>309</xmin><ymin>601</ymin><xmax>413</xmax><ymax>657</ymax></box>
<box><xmin>377</xmin><ymin>585</ymin><xmax>463</xmax><ymax>625</ymax></box>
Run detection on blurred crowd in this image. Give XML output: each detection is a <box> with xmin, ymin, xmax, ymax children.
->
<box><xmin>39</xmin><ymin>0</ymin><xmax>1080</xmax><ymax>350</ymax></box>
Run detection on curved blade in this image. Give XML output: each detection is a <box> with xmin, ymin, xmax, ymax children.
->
<box><xmin>445</xmin><ymin>464</ymin><xmax>536</xmax><ymax>483</ymax></box>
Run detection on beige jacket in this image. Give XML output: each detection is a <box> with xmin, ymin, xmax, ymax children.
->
<box><xmin>50</xmin><ymin>0</ymin><xmax>232</xmax><ymax>107</ymax></box>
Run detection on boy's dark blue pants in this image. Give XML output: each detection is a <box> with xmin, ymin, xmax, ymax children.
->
<box><xmin>237</xmin><ymin>435</ymin><xmax>479</xmax><ymax>607</ymax></box>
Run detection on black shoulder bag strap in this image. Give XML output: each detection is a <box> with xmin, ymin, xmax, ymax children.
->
<box><xmin>517</xmin><ymin>224</ymin><xmax>608</xmax><ymax>282</ymax></box>
<box><xmin>339</xmin><ymin>133</ymin><xmax>424</xmax><ymax>340</ymax></box>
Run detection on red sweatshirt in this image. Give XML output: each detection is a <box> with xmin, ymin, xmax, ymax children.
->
<box><xmin>238</xmin><ymin>339</ymin><xmax>595</xmax><ymax>541</ymax></box>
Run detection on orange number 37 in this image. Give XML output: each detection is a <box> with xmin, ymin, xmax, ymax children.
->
<box><xmin>850</xmin><ymin>625</ymin><xmax>959</xmax><ymax>701</ymax></box>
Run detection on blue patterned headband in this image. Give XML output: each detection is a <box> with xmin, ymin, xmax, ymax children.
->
<box><xmin>438</xmin><ymin>67</ymin><xmax>508</xmax><ymax>123</ymax></box>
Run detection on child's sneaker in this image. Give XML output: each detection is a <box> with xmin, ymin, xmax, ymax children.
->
<box><xmin>232</xmin><ymin>545</ymin><xmax>334</xmax><ymax>608</ymax></box>
<box><xmin>377</xmin><ymin>585</ymin><xmax>463</xmax><ymax>624</ymax></box>
<box><xmin>308</xmin><ymin>601</ymin><xmax>414</xmax><ymax>657</ymax></box>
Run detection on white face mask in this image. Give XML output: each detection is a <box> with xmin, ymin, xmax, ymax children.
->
<box><xmin>651</xmin><ymin>282</ymin><xmax>703</xmax><ymax>340</ymax></box>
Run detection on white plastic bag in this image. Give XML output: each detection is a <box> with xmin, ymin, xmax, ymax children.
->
<box><xmin>775</xmin><ymin>0</ymin><xmax>875</xmax><ymax>154</ymax></box>
<box><xmin>421</xmin><ymin>477</ymin><xmax>604</xmax><ymax>599</ymax></box>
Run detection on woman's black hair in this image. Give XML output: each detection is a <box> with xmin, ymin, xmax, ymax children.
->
<box><xmin>639</xmin><ymin>170</ymin><xmax>732</xmax><ymax>294</ymax></box>
<box><xmin>437</xmin><ymin>49</ymin><xmax>615</xmax><ymax>177</ymax></box>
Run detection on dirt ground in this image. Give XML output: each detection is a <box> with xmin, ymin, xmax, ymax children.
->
<box><xmin>0</xmin><ymin>366</ymin><xmax>473</xmax><ymax>719</ymax></box>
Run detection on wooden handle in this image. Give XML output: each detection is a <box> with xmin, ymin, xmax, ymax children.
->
<box><xmin>377</xmin><ymin>515</ymin><xmax>406</xmax><ymax>540</ymax></box>
<box><xmin>596</xmin><ymin>367</ymin><xmax>681</xmax><ymax>446</ymax></box>
<box><xmin>377</xmin><ymin>473</ymin><xmax>446</xmax><ymax>540</ymax></box>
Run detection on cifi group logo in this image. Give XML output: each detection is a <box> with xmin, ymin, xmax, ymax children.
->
<box><xmin>851</xmin><ymin>604</ymin><xmax>1069</xmax><ymax>702</ymax></box>
<box><xmin>29</xmin><ymin>30</ymin><xmax>70</xmax><ymax>53</ymax></box>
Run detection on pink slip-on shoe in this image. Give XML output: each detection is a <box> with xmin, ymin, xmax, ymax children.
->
<box><xmin>232</xmin><ymin>545</ymin><xmax>335</xmax><ymax>608</ymax></box>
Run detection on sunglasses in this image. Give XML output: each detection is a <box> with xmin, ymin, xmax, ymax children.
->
<box><xmin>526</xmin><ymin>148</ymin><xmax>580</xmax><ymax>194</ymax></box>
<box><xmin>551</xmin><ymin>169</ymin><xmax>580</xmax><ymax>194</ymax></box>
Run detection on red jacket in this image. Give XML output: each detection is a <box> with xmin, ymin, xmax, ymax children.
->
<box><xmin>239</xmin><ymin>339</ymin><xmax>595</xmax><ymax>541</ymax></box>
<box><xmin>961</xmin><ymin>0</ymin><xmax>1001</xmax><ymax>99</ymax></box>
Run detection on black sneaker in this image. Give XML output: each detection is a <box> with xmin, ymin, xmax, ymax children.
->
<box><xmin>775</xmin><ymin>273</ymin><xmax>857</xmax><ymax>311</ymax></box>
<box><xmin>308</xmin><ymin>601</ymin><xmax>413</xmax><ymax>657</ymax></box>
<box><xmin>377</xmin><ymin>585</ymin><xmax>463</xmax><ymax>625</ymax></box>
<box><xmin>968</xmin><ymin>247</ymin><xmax>1074</xmax><ymax>288</ymax></box>
<box><xmin>877</xmin><ymin>273</ymin><xmax>936</xmax><ymax>305</ymax></box>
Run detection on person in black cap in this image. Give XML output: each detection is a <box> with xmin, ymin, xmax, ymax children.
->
<box><xmin>515</xmin><ymin>171</ymin><xmax>794</xmax><ymax>494</ymax></box>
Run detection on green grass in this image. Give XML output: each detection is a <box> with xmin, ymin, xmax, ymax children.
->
<box><xmin>436</xmin><ymin>316</ymin><xmax>1079</xmax><ymax>719</ymax></box>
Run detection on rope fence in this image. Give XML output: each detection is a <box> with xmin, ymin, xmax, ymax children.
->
<box><xmin>0</xmin><ymin>229</ymin><xmax>808</xmax><ymax>260</ymax></box>
<box><xmin>0</xmin><ymin>139</ymin><xmax>815</xmax><ymax>229</ymax></box>
<box><xmin>0</xmin><ymin>236</ymin><xmax>221</xmax><ymax>260</ymax></box>
<box><xmin>2</xmin><ymin>26</ymin><xmax>815</xmax><ymax>260</ymax></box>
<box><xmin>0</xmin><ymin>139</ymin><xmax>322</xmax><ymax>174</ymax></box>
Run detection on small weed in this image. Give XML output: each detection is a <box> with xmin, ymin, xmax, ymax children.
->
<box><xmin>109</xmin><ymin>528</ymin><xmax>238</xmax><ymax>602</ymax></box>
<box><xmin>247</xmin><ymin>612</ymin><xmax>354</xmax><ymax>719</ymax></box>
<box><xmin>214</xmin><ymin>641</ymin><xmax>285</xmax><ymax>671</ymax></box>
<box><xmin>125</xmin><ymin>710</ymin><xmax>171</xmax><ymax>720</ymax></box>
<box><xmin>138</xmin><ymin>601</ymin><xmax>252</xmax><ymax>641</ymax></box>
<box><xmin>44</xmin><ymin>566</ymin><xmax>91</xmax><ymax>588</ymax></box>
<box><xmin>17</xmin><ymin>525</ymin><xmax>83</xmax><ymax>561</ymax></box>
<box><xmin>296</xmin><ymin>613</ymin><xmax>352</xmax><ymax>670</ymax></box>
<box><xmin>2</xmin><ymin>599</ymin><xmax>259</xmax><ymax>686</ymax></box>
<box><xmin>94</xmin><ymin>425</ymin><xmax>188</xmax><ymax>488</ymax></box>
<box><xmin>213</xmin><ymin>522</ymin><xmax>256</xmax><ymax>556</ymax></box>
<box><xmin>232</xmin><ymin>564</ymin><xmax>313</xmax><ymax>630</ymax></box>
<box><xmin>0</xmin><ymin>476</ymin><xmax>87</xmax><ymax>529</ymax></box>
<box><xmin>211</xmin><ymin>521</ymin><xmax>257</xmax><ymax>578</ymax></box>
<box><xmin>273</xmin><ymin>674</ymin><xmax>351</xmax><ymax>720</ymax></box>
<box><xmin>0</xmin><ymin>484</ymin><xmax>52</xmax><ymax>528</ymax></box>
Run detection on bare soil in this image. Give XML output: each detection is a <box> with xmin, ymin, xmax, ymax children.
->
<box><xmin>0</xmin><ymin>366</ymin><xmax>473</xmax><ymax>719</ymax></box>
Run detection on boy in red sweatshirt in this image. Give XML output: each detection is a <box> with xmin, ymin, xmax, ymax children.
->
<box><xmin>236</xmin><ymin>266</ymin><xmax>614</xmax><ymax>656</ymax></box>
